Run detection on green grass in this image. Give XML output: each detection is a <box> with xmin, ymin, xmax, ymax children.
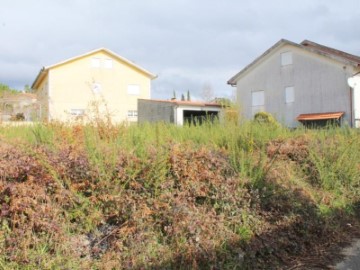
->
<box><xmin>0</xmin><ymin>119</ymin><xmax>359</xmax><ymax>269</ymax></box>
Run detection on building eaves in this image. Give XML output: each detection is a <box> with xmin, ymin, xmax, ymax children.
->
<box><xmin>301</xmin><ymin>40</ymin><xmax>360</xmax><ymax>67</ymax></box>
<box><xmin>31</xmin><ymin>67</ymin><xmax>48</xmax><ymax>90</ymax></box>
<box><xmin>31</xmin><ymin>48</ymin><xmax>157</xmax><ymax>89</ymax></box>
<box><xmin>227</xmin><ymin>39</ymin><xmax>300</xmax><ymax>86</ymax></box>
<box><xmin>227</xmin><ymin>39</ymin><xmax>360</xmax><ymax>86</ymax></box>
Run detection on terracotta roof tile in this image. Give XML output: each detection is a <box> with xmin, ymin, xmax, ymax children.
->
<box><xmin>139</xmin><ymin>99</ymin><xmax>222</xmax><ymax>107</ymax></box>
<box><xmin>296</xmin><ymin>111</ymin><xmax>344</xmax><ymax>121</ymax></box>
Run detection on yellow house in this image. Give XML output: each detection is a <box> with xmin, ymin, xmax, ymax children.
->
<box><xmin>31</xmin><ymin>48</ymin><xmax>157</xmax><ymax>123</ymax></box>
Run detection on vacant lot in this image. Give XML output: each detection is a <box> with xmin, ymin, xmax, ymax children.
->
<box><xmin>0</xmin><ymin>120</ymin><xmax>359</xmax><ymax>269</ymax></box>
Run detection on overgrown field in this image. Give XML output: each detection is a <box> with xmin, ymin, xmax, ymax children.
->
<box><xmin>0</xmin><ymin>120</ymin><xmax>359</xmax><ymax>269</ymax></box>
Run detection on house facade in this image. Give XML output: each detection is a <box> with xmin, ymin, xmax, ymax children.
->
<box><xmin>228</xmin><ymin>39</ymin><xmax>360</xmax><ymax>127</ymax></box>
<box><xmin>32</xmin><ymin>48</ymin><xmax>156</xmax><ymax>123</ymax></box>
<box><xmin>138</xmin><ymin>99</ymin><xmax>222</xmax><ymax>125</ymax></box>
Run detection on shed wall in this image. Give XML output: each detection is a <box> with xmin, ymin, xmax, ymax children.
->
<box><xmin>138</xmin><ymin>100</ymin><xmax>175</xmax><ymax>123</ymax></box>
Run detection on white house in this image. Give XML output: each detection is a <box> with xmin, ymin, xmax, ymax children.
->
<box><xmin>228</xmin><ymin>39</ymin><xmax>360</xmax><ymax>127</ymax></box>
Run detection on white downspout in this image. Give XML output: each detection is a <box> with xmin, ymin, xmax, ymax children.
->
<box><xmin>348</xmin><ymin>74</ymin><xmax>360</xmax><ymax>127</ymax></box>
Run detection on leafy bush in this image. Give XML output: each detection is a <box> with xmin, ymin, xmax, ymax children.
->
<box><xmin>254</xmin><ymin>111</ymin><xmax>280</xmax><ymax>127</ymax></box>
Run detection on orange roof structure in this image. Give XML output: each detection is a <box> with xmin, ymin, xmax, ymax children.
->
<box><xmin>296</xmin><ymin>112</ymin><xmax>344</xmax><ymax>121</ymax></box>
<box><xmin>139</xmin><ymin>99</ymin><xmax>222</xmax><ymax>107</ymax></box>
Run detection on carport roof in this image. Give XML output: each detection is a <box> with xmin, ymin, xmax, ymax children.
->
<box><xmin>296</xmin><ymin>111</ymin><xmax>344</xmax><ymax>121</ymax></box>
<box><xmin>139</xmin><ymin>99</ymin><xmax>222</xmax><ymax>107</ymax></box>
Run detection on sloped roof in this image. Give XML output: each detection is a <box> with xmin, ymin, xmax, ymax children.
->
<box><xmin>0</xmin><ymin>92</ymin><xmax>37</xmax><ymax>103</ymax></box>
<box><xmin>32</xmin><ymin>48</ymin><xmax>157</xmax><ymax>89</ymax></box>
<box><xmin>296</xmin><ymin>111</ymin><xmax>344</xmax><ymax>121</ymax></box>
<box><xmin>139</xmin><ymin>99</ymin><xmax>222</xmax><ymax>107</ymax></box>
<box><xmin>227</xmin><ymin>39</ymin><xmax>360</xmax><ymax>86</ymax></box>
<box><xmin>301</xmin><ymin>40</ymin><xmax>360</xmax><ymax>65</ymax></box>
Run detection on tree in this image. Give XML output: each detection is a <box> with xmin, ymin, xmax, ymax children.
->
<box><xmin>181</xmin><ymin>94</ymin><xmax>185</xmax><ymax>101</ymax></box>
<box><xmin>24</xmin><ymin>84</ymin><xmax>32</xmax><ymax>93</ymax></box>
<box><xmin>172</xmin><ymin>90</ymin><xmax>176</xmax><ymax>100</ymax></box>
<box><xmin>0</xmin><ymin>83</ymin><xmax>10</xmax><ymax>91</ymax></box>
<box><xmin>187</xmin><ymin>90</ymin><xmax>191</xmax><ymax>101</ymax></box>
<box><xmin>0</xmin><ymin>83</ymin><xmax>17</xmax><ymax>96</ymax></box>
<box><xmin>212</xmin><ymin>97</ymin><xmax>233</xmax><ymax>107</ymax></box>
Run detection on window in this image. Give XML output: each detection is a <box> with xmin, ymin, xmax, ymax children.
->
<box><xmin>104</xmin><ymin>59</ymin><xmax>113</xmax><ymax>69</ymax></box>
<box><xmin>127</xmin><ymin>110</ymin><xmax>138</xmax><ymax>117</ymax></box>
<box><xmin>281</xmin><ymin>52</ymin><xmax>292</xmax><ymax>66</ymax></box>
<box><xmin>251</xmin><ymin>90</ymin><xmax>265</xmax><ymax>116</ymax></box>
<box><xmin>70</xmin><ymin>109</ymin><xmax>85</xmax><ymax>116</ymax></box>
<box><xmin>92</xmin><ymin>83</ymin><xmax>102</xmax><ymax>94</ymax></box>
<box><xmin>91</xmin><ymin>58</ymin><xmax>101</xmax><ymax>68</ymax></box>
<box><xmin>285</xmin><ymin>86</ymin><xmax>295</xmax><ymax>103</ymax></box>
<box><xmin>252</xmin><ymin>91</ymin><xmax>265</xmax><ymax>107</ymax></box>
<box><xmin>127</xmin><ymin>84</ymin><xmax>140</xmax><ymax>95</ymax></box>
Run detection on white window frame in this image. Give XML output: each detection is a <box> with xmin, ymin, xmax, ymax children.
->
<box><xmin>91</xmin><ymin>58</ymin><xmax>101</xmax><ymax>68</ymax></box>
<box><xmin>281</xmin><ymin>52</ymin><xmax>293</xmax><ymax>66</ymax></box>
<box><xmin>127</xmin><ymin>84</ymin><xmax>140</xmax><ymax>95</ymax></box>
<box><xmin>252</xmin><ymin>90</ymin><xmax>265</xmax><ymax>107</ymax></box>
<box><xmin>127</xmin><ymin>110</ymin><xmax>138</xmax><ymax>117</ymax></box>
<box><xmin>70</xmin><ymin>109</ymin><xmax>85</xmax><ymax>116</ymax></box>
<box><xmin>285</xmin><ymin>86</ymin><xmax>295</xmax><ymax>103</ymax></box>
<box><xmin>104</xmin><ymin>59</ymin><xmax>113</xmax><ymax>69</ymax></box>
<box><xmin>251</xmin><ymin>90</ymin><xmax>265</xmax><ymax>117</ymax></box>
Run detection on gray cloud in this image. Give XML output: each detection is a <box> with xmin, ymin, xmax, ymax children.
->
<box><xmin>1</xmin><ymin>0</ymin><xmax>360</xmax><ymax>98</ymax></box>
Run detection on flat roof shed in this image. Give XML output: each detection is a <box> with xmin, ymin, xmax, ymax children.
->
<box><xmin>138</xmin><ymin>99</ymin><xmax>222</xmax><ymax>125</ymax></box>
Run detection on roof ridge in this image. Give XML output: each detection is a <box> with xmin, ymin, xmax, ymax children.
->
<box><xmin>228</xmin><ymin>38</ymin><xmax>360</xmax><ymax>86</ymax></box>
<box><xmin>32</xmin><ymin>48</ymin><xmax>157</xmax><ymax>89</ymax></box>
<box><xmin>301</xmin><ymin>40</ymin><xmax>360</xmax><ymax>64</ymax></box>
<box><xmin>228</xmin><ymin>39</ymin><xmax>299</xmax><ymax>85</ymax></box>
<box><xmin>45</xmin><ymin>48</ymin><xmax>156</xmax><ymax>78</ymax></box>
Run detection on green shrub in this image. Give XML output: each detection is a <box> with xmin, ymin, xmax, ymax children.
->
<box><xmin>253</xmin><ymin>111</ymin><xmax>280</xmax><ymax>127</ymax></box>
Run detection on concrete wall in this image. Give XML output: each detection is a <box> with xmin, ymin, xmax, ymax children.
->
<box><xmin>138</xmin><ymin>100</ymin><xmax>223</xmax><ymax>125</ymax></box>
<box><xmin>35</xmin><ymin>77</ymin><xmax>49</xmax><ymax>121</ymax></box>
<box><xmin>174</xmin><ymin>105</ymin><xmax>222</xmax><ymax>125</ymax></box>
<box><xmin>235</xmin><ymin>44</ymin><xmax>356</xmax><ymax>127</ymax></box>
<box><xmin>138</xmin><ymin>99</ymin><xmax>175</xmax><ymax>123</ymax></box>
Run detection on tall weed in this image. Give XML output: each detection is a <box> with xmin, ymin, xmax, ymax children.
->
<box><xmin>308</xmin><ymin>131</ymin><xmax>360</xmax><ymax>194</ymax></box>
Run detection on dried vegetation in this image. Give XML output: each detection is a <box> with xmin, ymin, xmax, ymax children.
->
<box><xmin>0</xmin><ymin>122</ymin><xmax>359</xmax><ymax>269</ymax></box>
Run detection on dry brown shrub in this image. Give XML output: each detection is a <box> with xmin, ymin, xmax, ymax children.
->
<box><xmin>1</xmin><ymin>137</ymin><xmax>356</xmax><ymax>269</ymax></box>
<box><xmin>0</xmin><ymin>144</ymin><xmax>66</xmax><ymax>262</ymax></box>
<box><xmin>266</xmin><ymin>135</ymin><xmax>310</xmax><ymax>162</ymax></box>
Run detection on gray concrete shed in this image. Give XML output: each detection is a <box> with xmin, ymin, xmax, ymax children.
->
<box><xmin>138</xmin><ymin>99</ymin><xmax>222</xmax><ymax>125</ymax></box>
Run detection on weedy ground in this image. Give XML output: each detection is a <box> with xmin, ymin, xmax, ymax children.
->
<box><xmin>0</xmin><ymin>120</ymin><xmax>359</xmax><ymax>269</ymax></box>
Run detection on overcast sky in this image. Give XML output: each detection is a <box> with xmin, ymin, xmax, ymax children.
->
<box><xmin>1</xmin><ymin>0</ymin><xmax>360</xmax><ymax>100</ymax></box>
